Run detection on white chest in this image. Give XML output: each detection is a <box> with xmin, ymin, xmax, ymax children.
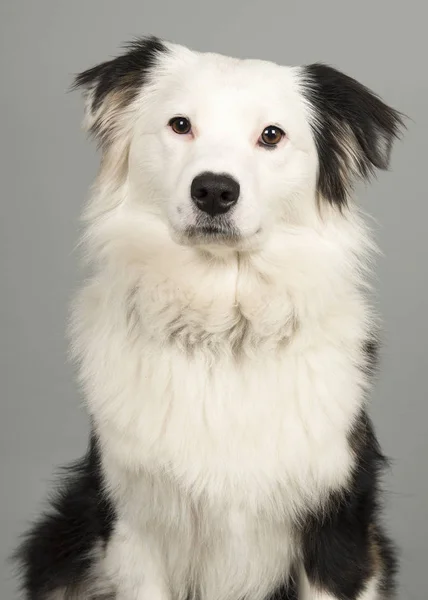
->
<box><xmin>74</xmin><ymin>251</ymin><xmax>369</xmax><ymax>600</ymax></box>
<box><xmin>96</xmin><ymin>340</ymin><xmax>361</xmax><ymax>600</ymax></box>
<box><xmin>74</xmin><ymin>249</ymin><xmax>367</xmax><ymax>514</ymax></box>
<box><xmin>90</xmin><ymin>333</ymin><xmax>360</xmax><ymax>517</ymax></box>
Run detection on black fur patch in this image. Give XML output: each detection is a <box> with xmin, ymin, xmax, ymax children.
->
<box><xmin>302</xmin><ymin>63</ymin><xmax>404</xmax><ymax>207</ymax></box>
<box><xmin>374</xmin><ymin>527</ymin><xmax>398</xmax><ymax>597</ymax></box>
<box><xmin>300</xmin><ymin>410</ymin><xmax>397</xmax><ymax>599</ymax></box>
<box><xmin>73</xmin><ymin>36</ymin><xmax>167</xmax><ymax>144</ymax></box>
<box><xmin>14</xmin><ymin>432</ymin><xmax>116</xmax><ymax>599</ymax></box>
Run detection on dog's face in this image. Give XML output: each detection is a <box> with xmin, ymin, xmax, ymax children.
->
<box><xmin>75</xmin><ymin>38</ymin><xmax>402</xmax><ymax>251</ymax></box>
<box><xmin>127</xmin><ymin>50</ymin><xmax>317</xmax><ymax>248</ymax></box>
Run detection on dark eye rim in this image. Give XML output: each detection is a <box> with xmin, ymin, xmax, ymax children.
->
<box><xmin>168</xmin><ymin>116</ymin><xmax>192</xmax><ymax>135</ymax></box>
<box><xmin>258</xmin><ymin>125</ymin><xmax>286</xmax><ymax>148</ymax></box>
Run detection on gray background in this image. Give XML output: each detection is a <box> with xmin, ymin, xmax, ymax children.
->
<box><xmin>1</xmin><ymin>1</ymin><xmax>426</xmax><ymax>598</ymax></box>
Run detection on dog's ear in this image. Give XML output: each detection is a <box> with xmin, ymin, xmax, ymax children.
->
<box><xmin>302</xmin><ymin>63</ymin><xmax>404</xmax><ymax>206</ymax></box>
<box><xmin>73</xmin><ymin>36</ymin><xmax>167</xmax><ymax>147</ymax></box>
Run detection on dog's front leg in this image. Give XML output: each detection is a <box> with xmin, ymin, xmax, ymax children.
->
<box><xmin>104</xmin><ymin>519</ymin><xmax>171</xmax><ymax>600</ymax></box>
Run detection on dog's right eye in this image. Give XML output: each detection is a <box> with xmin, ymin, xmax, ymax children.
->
<box><xmin>168</xmin><ymin>117</ymin><xmax>192</xmax><ymax>135</ymax></box>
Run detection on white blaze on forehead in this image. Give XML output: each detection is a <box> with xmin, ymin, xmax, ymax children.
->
<box><xmin>139</xmin><ymin>43</ymin><xmax>311</xmax><ymax>147</ymax></box>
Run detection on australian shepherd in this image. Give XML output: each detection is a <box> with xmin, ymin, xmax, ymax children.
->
<box><xmin>16</xmin><ymin>37</ymin><xmax>404</xmax><ymax>600</ymax></box>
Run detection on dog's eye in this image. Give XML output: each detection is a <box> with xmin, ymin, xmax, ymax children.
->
<box><xmin>169</xmin><ymin>116</ymin><xmax>192</xmax><ymax>135</ymax></box>
<box><xmin>259</xmin><ymin>125</ymin><xmax>285</xmax><ymax>147</ymax></box>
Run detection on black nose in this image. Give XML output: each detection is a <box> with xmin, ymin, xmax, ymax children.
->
<box><xmin>191</xmin><ymin>172</ymin><xmax>240</xmax><ymax>217</ymax></box>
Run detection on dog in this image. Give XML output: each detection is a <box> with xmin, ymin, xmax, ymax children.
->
<box><xmin>16</xmin><ymin>36</ymin><xmax>404</xmax><ymax>600</ymax></box>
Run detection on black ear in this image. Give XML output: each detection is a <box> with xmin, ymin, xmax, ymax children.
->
<box><xmin>302</xmin><ymin>63</ymin><xmax>404</xmax><ymax>206</ymax></box>
<box><xmin>73</xmin><ymin>36</ymin><xmax>167</xmax><ymax>145</ymax></box>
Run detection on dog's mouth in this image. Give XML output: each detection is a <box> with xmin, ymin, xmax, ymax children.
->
<box><xmin>178</xmin><ymin>213</ymin><xmax>242</xmax><ymax>246</ymax></box>
<box><xmin>184</xmin><ymin>224</ymin><xmax>241</xmax><ymax>244</ymax></box>
<box><xmin>171</xmin><ymin>215</ymin><xmax>263</xmax><ymax>251</ymax></box>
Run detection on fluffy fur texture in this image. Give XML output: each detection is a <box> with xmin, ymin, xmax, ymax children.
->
<box><xmin>16</xmin><ymin>37</ymin><xmax>403</xmax><ymax>600</ymax></box>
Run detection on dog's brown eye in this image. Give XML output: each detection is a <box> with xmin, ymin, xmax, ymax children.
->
<box><xmin>169</xmin><ymin>116</ymin><xmax>192</xmax><ymax>135</ymax></box>
<box><xmin>259</xmin><ymin>125</ymin><xmax>285</xmax><ymax>147</ymax></box>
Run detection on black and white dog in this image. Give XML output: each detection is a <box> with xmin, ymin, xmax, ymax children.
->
<box><xmin>16</xmin><ymin>37</ymin><xmax>403</xmax><ymax>600</ymax></box>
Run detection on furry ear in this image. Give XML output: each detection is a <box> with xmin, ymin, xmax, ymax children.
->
<box><xmin>73</xmin><ymin>36</ymin><xmax>167</xmax><ymax>146</ymax></box>
<box><xmin>302</xmin><ymin>63</ymin><xmax>404</xmax><ymax>206</ymax></box>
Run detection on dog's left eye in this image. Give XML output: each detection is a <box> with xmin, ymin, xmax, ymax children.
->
<box><xmin>259</xmin><ymin>125</ymin><xmax>285</xmax><ymax>147</ymax></box>
<box><xmin>168</xmin><ymin>116</ymin><xmax>192</xmax><ymax>135</ymax></box>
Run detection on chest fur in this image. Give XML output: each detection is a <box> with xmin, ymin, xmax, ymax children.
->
<box><xmin>83</xmin><ymin>330</ymin><xmax>361</xmax><ymax>515</ymax></box>
<box><xmin>74</xmin><ymin>254</ymin><xmax>367</xmax><ymax>515</ymax></box>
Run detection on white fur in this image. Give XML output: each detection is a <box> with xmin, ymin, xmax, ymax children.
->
<box><xmin>71</xmin><ymin>43</ymin><xmax>379</xmax><ymax>600</ymax></box>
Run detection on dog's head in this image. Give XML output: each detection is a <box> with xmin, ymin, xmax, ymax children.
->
<box><xmin>75</xmin><ymin>37</ymin><xmax>403</xmax><ymax>251</ymax></box>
